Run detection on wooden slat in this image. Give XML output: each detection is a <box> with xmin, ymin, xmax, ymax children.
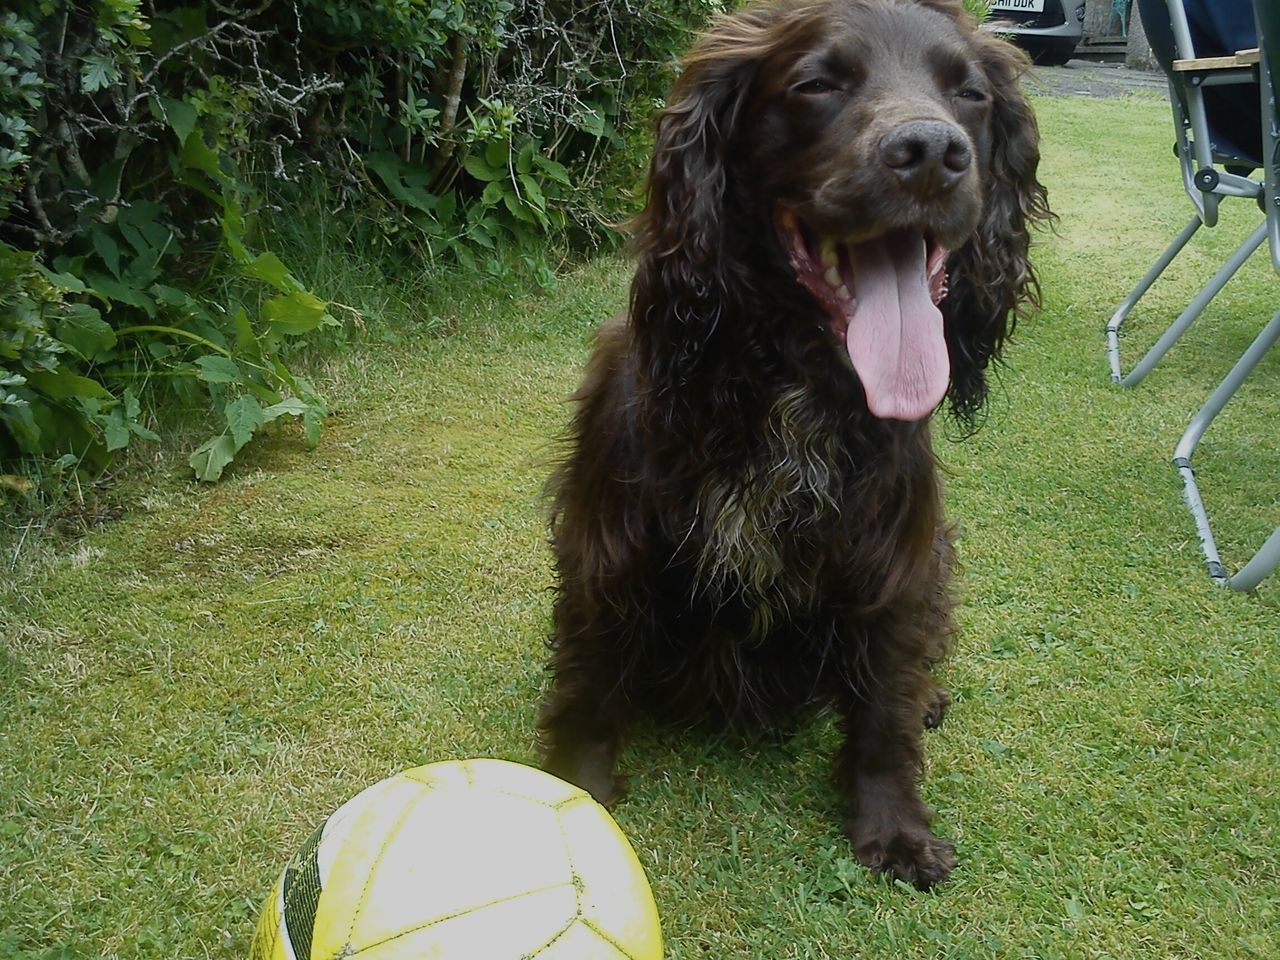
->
<box><xmin>1173</xmin><ymin>48</ymin><xmax>1261</xmax><ymax>72</ymax></box>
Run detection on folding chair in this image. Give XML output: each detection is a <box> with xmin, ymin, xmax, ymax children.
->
<box><xmin>1106</xmin><ymin>0</ymin><xmax>1266</xmax><ymax>386</ymax></box>
<box><xmin>1172</xmin><ymin>0</ymin><xmax>1280</xmax><ymax>591</ymax></box>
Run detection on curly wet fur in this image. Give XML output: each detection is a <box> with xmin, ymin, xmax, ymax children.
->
<box><xmin>538</xmin><ymin>0</ymin><xmax>1049</xmax><ymax>890</ymax></box>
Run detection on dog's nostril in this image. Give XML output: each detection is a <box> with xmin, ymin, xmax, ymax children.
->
<box><xmin>880</xmin><ymin>125</ymin><xmax>928</xmax><ymax>170</ymax></box>
<box><xmin>879</xmin><ymin>120</ymin><xmax>970</xmax><ymax>195</ymax></box>
<box><xmin>943</xmin><ymin>138</ymin><xmax>971</xmax><ymax>174</ymax></box>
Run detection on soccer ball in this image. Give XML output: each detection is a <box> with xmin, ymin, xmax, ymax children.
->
<box><xmin>249</xmin><ymin>758</ymin><xmax>662</xmax><ymax>959</ymax></box>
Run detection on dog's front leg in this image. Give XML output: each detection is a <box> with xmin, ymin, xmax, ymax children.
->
<box><xmin>537</xmin><ymin>596</ymin><xmax>632</xmax><ymax>805</ymax></box>
<box><xmin>834</xmin><ymin>650</ymin><xmax>956</xmax><ymax>890</ymax></box>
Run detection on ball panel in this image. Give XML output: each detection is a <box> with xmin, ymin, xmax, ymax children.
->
<box><xmin>278</xmin><ymin>821</ymin><xmax>326</xmax><ymax>960</ymax></box>
<box><xmin>316</xmin><ymin>776</ymin><xmax>427</xmax><ymax>886</ymax></box>
<box><xmin>248</xmin><ymin>870</ymin><xmax>289</xmax><ymax>960</ymax></box>
<box><xmin>530</xmin><ymin>919</ymin><xmax>635</xmax><ymax>959</ymax></box>
<box><xmin>554</xmin><ymin>800</ymin><xmax>662</xmax><ymax>960</ymax></box>
<box><xmin>401</xmin><ymin>759</ymin><xmax>586</xmax><ymax>808</ymax></box>
<box><xmin>346</xmin><ymin>884</ymin><xmax>580</xmax><ymax>959</ymax></box>
<box><xmin>316</xmin><ymin>786</ymin><xmax>574</xmax><ymax>956</ymax></box>
<box><xmin>305</xmin><ymin>775</ymin><xmax>432</xmax><ymax>954</ymax></box>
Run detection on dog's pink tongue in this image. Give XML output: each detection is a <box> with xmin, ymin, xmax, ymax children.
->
<box><xmin>844</xmin><ymin>233</ymin><xmax>949</xmax><ymax>422</ymax></box>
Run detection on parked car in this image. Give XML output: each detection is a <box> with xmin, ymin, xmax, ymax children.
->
<box><xmin>984</xmin><ymin>0</ymin><xmax>1089</xmax><ymax>66</ymax></box>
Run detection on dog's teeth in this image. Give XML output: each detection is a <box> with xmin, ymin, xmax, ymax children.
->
<box><xmin>824</xmin><ymin>267</ymin><xmax>841</xmax><ymax>288</ymax></box>
<box><xmin>821</xmin><ymin>240</ymin><xmax>839</xmax><ymax>269</ymax></box>
<box><xmin>838</xmin><ymin>285</ymin><xmax>852</xmax><ymax>300</ymax></box>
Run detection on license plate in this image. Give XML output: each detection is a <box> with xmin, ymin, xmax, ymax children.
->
<box><xmin>990</xmin><ymin>0</ymin><xmax>1047</xmax><ymax>12</ymax></box>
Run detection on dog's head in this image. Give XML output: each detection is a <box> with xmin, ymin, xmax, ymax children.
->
<box><xmin>633</xmin><ymin>0</ymin><xmax>1050</xmax><ymax>425</ymax></box>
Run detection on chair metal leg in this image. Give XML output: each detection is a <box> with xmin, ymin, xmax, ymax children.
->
<box><xmin>1173</xmin><ymin>307</ymin><xmax>1280</xmax><ymax>591</ymax></box>
<box><xmin>1109</xmin><ymin>221</ymin><xmax>1268</xmax><ymax>387</ymax></box>
<box><xmin>1231</xmin><ymin>529</ymin><xmax>1280</xmax><ymax>593</ymax></box>
<box><xmin>1107</xmin><ymin>215</ymin><xmax>1201</xmax><ymax>383</ymax></box>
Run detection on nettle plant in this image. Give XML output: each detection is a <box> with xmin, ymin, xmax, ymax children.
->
<box><xmin>1</xmin><ymin>0</ymin><xmax>731</xmax><ymax>485</ymax></box>
<box><xmin>2</xmin><ymin>2</ymin><xmax>336</xmax><ymax>482</ymax></box>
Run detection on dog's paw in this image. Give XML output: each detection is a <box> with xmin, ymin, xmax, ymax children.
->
<box><xmin>923</xmin><ymin>687</ymin><xmax>952</xmax><ymax>730</ymax></box>
<box><xmin>543</xmin><ymin>743</ymin><xmax>627</xmax><ymax>807</ymax></box>
<box><xmin>846</xmin><ymin>817</ymin><xmax>957</xmax><ymax>890</ymax></box>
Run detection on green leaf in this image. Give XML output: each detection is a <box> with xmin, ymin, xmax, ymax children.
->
<box><xmin>516</xmin><ymin>141</ymin><xmax>535</xmax><ymax>175</ymax></box>
<box><xmin>34</xmin><ymin>266</ymin><xmax>87</xmax><ymax>294</ymax></box>
<box><xmin>103</xmin><ymin>407</ymin><xmax>131</xmax><ymax>452</ymax></box>
<box><xmin>231</xmin><ymin>307</ymin><xmax>260</xmax><ymax>357</ymax></box>
<box><xmin>130</xmin><ymin>420</ymin><xmax>160</xmax><ymax>442</ymax></box>
<box><xmin>261</xmin><ymin>291</ymin><xmax>329</xmax><ymax>336</ymax></box>
<box><xmin>436</xmin><ymin>190</ymin><xmax>457</xmax><ymax>224</ymax></box>
<box><xmin>462</xmin><ymin>155</ymin><xmax>501</xmax><ymax>182</ymax></box>
<box><xmin>485</xmin><ymin>139</ymin><xmax>508</xmax><ymax>169</ymax></box>
<box><xmin>150</xmin><ymin>284</ymin><xmax>195</xmax><ymax>309</ymax></box>
<box><xmin>26</xmin><ymin>369</ymin><xmax>112</xmax><ymax>401</ymax></box>
<box><xmin>55</xmin><ymin>304</ymin><xmax>117</xmax><ymax>359</ymax></box>
<box><xmin>261</xmin><ymin>398</ymin><xmax>309</xmax><ymax>422</ymax></box>
<box><xmin>364</xmin><ymin>152</ymin><xmax>438</xmax><ymax>214</ymax></box>
<box><xmin>225</xmin><ymin>395</ymin><xmax>264</xmax><ymax>450</ymax></box>
<box><xmin>467</xmin><ymin>222</ymin><xmax>495</xmax><ymax>250</ymax></box>
<box><xmin>121</xmin><ymin>388</ymin><xmax>141</xmax><ymax>421</ymax></box>
<box><xmin>189</xmin><ymin>434</ymin><xmax>237</xmax><ymax>482</ymax></box>
<box><xmin>481</xmin><ymin>180</ymin><xmax>506</xmax><ymax>206</ymax></box>
<box><xmin>86</xmin><ymin>272</ymin><xmax>156</xmax><ymax>317</ymax></box>
<box><xmin>575</xmin><ymin>108</ymin><xmax>607</xmax><ymax>138</ymax></box>
<box><xmin>518</xmin><ymin>175</ymin><xmax>546</xmax><ymax>211</ymax></box>
<box><xmin>194</xmin><ymin>355</ymin><xmax>242</xmax><ymax>385</ymax></box>
<box><xmin>91</xmin><ymin>157</ymin><xmax>127</xmax><ymax>203</ymax></box>
<box><xmin>91</xmin><ymin>230</ymin><xmax>121</xmax><ymax>278</ymax></box>
<box><xmin>180</xmin><ymin>132</ymin><xmax>223</xmax><ymax>180</ymax></box>
<box><xmin>158</xmin><ymin>97</ymin><xmax>197</xmax><ymax>145</ymax></box>
<box><xmin>532</xmin><ymin>153</ymin><xmax>572</xmax><ymax>185</ymax></box>
<box><xmin>302</xmin><ymin>404</ymin><xmax>324</xmax><ymax>448</ymax></box>
<box><xmin>503</xmin><ymin>192</ymin><xmax>536</xmax><ymax>223</ymax></box>
<box><xmin>221</xmin><ymin>220</ymin><xmax>252</xmax><ymax>266</ymax></box>
<box><xmin>243</xmin><ymin>252</ymin><xmax>302</xmax><ymax>295</ymax></box>
<box><xmin>118</xmin><ymin>203</ymin><xmax>173</xmax><ymax>257</ymax></box>
<box><xmin>81</xmin><ymin>52</ymin><xmax>120</xmax><ymax>93</ymax></box>
<box><xmin>1</xmin><ymin>402</ymin><xmax>41</xmax><ymax>450</ymax></box>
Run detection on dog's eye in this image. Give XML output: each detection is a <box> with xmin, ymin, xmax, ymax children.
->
<box><xmin>792</xmin><ymin>78</ymin><xmax>838</xmax><ymax>95</ymax></box>
<box><xmin>955</xmin><ymin>87</ymin><xmax>987</xmax><ymax>103</ymax></box>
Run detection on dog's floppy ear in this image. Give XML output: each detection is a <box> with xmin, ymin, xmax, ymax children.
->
<box><xmin>943</xmin><ymin>28</ymin><xmax>1052</xmax><ymax>426</ymax></box>
<box><xmin>631</xmin><ymin>6</ymin><xmax>796</xmax><ymax>301</ymax></box>
<box><xmin>637</xmin><ymin>57</ymin><xmax>754</xmax><ymax>273</ymax></box>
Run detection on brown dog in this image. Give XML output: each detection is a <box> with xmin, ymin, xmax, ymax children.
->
<box><xmin>538</xmin><ymin>0</ymin><xmax>1049</xmax><ymax>889</ymax></box>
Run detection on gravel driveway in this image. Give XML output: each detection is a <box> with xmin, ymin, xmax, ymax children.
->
<box><xmin>1026</xmin><ymin>59</ymin><xmax>1168</xmax><ymax>99</ymax></box>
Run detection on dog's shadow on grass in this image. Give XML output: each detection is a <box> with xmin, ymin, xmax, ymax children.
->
<box><xmin>605</xmin><ymin>718</ymin><xmax>845</xmax><ymax>836</ymax></box>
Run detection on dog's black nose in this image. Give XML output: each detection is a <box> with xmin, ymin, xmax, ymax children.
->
<box><xmin>879</xmin><ymin>121</ymin><xmax>972</xmax><ymax>198</ymax></box>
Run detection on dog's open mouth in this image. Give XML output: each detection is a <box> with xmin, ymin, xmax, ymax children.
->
<box><xmin>778</xmin><ymin>209</ymin><xmax>951</xmax><ymax>423</ymax></box>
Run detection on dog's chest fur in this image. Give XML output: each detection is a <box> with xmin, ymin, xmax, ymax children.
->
<box><xmin>691</xmin><ymin>387</ymin><xmax>846</xmax><ymax>616</ymax></box>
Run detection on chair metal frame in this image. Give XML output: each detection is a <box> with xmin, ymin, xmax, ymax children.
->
<box><xmin>1164</xmin><ymin>0</ymin><xmax>1280</xmax><ymax>591</ymax></box>
<box><xmin>1106</xmin><ymin>0</ymin><xmax>1264</xmax><ymax>387</ymax></box>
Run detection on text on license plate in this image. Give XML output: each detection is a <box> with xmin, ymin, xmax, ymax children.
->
<box><xmin>990</xmin><ymin>0</ymin><xmax>1047</xmax><ymax>12</ymax></box>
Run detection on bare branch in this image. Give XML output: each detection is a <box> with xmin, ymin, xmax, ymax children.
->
<box><xmin>434</xmin><ymin>33</ymin><xmax>470</xmax><ymax>173</ymax></box>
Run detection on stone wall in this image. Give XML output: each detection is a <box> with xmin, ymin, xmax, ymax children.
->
<box><xmin>1126</xmin><ymin>1</ymin><xmax>1158</xmax><ymax>70</ymax></box>
<box><xmin>1084</xmin><ymin>0</ymin><xmax>1127</xmax><ymax>39</ymax></box>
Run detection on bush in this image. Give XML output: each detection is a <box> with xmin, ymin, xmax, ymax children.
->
<box><xmin>0</xmin><ymin>1</ymin><xmax>721</xmax><ymax>488</ymax></box>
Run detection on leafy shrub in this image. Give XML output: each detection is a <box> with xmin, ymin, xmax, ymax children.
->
<box><xmin>2</xmin><ymin>1</ymin><xmax>344</xmax><ymax>485</ymax></box>
<box><xmin>2</xmin><ymin>0</ymin><xmax>725</xmax><ymax>489</ymax></box>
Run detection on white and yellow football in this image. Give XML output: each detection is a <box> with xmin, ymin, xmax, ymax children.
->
<box><xmin>249</xmin><ymin>759</ymin><xmax>662</xmax><ymax>960</ymax></box>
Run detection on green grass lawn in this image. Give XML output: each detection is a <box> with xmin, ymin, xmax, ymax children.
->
<box><xmin>2</xmin><ymin>93</ymin><xmax>1278</xmax><ymax>959</ymax></box>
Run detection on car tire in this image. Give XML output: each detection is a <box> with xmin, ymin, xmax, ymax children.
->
<box><xmin>1024</xmin><ymin>38</ymin><xmax>1078</xmax><ymax>67</ymax></box>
